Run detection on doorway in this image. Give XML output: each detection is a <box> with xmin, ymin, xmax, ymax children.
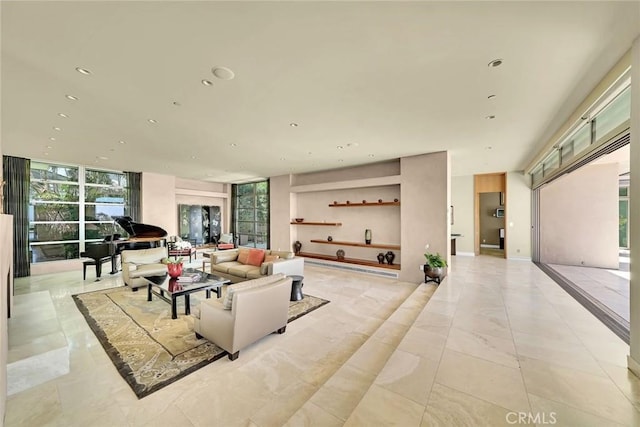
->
<box><xmin>474</xmin><ymin>173</ymin><xmax>506</xmax><ymax>258</ymax></box>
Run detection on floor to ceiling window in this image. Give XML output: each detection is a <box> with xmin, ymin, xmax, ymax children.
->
<box><xmin>29</xmin><ymin>162</ymin><xmax>127</xmax><ymax>263</ymax></box>
<box><xmin>232</xmin><ymin>180</ymin><xmax>269</xmax><ymax>249</ymax></box>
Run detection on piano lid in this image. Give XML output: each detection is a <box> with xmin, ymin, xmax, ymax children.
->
<box><xmin>113</xmin><ymin>216</ymin><xmax>167</xmax><ymax>238</ymax></box>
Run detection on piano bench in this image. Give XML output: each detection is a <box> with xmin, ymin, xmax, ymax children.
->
<box><xmin>83</xmin><ymin>256</ymin><xmax>112</xmax><ymax>280</ymax></box>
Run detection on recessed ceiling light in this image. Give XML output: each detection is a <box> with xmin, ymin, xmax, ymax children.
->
<box><xmin>211</xmin><ymin>66</ymin><xmax>235</xmax><ymax>80</ymax></box>
<box><xmin>58</xmin><ymin>113</ymin><xmax>68</xmax><ymax>118</ymax></box>
<box><xmin>201</xmin><ymin>79</ymin><xmax>213</xmax><ymax>86</ymax></box>
<box><xmin>191</xmin><ymin>155</ymin><xmax>196</xmax><ymax>159</ymax></box>
<box><xmin>46</xmin><ymin>145</ymin><xmax>53</xmax><ymax>149</ymax></box>
<box><xmin>368</xmin><ymin>154</ymin><xmax>375</xmax><ymax>157</ymax></box>
<box><xmin>44</xmin><ymin>152</ymin><xmax>49</xmax><ymax>156</ymax></box>
<box><xmin>487</xmin><ymin>95</ymin><xmax>496</xmax><ymax>100</ymax></box>
<box><xmin>65</xmin><ymin>94</ymin><xmax>78</xmax><ymax>101</ymax></box>
<box><xmin>53</xmin><ymin>127</ymin><xmax>61</xmax><ymax>131</ymax></box>
<box><xmin>97</xmin><ymin>156</ymin><xmax>108</xmax><ymax>160</ymax></box>
<box><xmin>486</xmin><ymin>115</ymin><xmax>496</xmax><ymax>120</ymax></box>
<box><xmin>49</xmin><ymin>137</ymin><xmax>56</xmax><ymax>141</ymax></box>
<box><xmin>172</xmin><ymin>101</ymin><xmax>181</xmax><ymax>106</ymax></box>
<box><xmin>280</xmin><ymin>157</ymin><xmax>286</xmax><ymax>161</ymax></box>
<box><xmin>486</xmin><ymin>146</ymin><xmax>493</xmax><ymax>150</ymax></box>
<box><xmin>119</xmin><ymin>140</ymin><xmax>126</xmax><ymax>144</ymax></box>
<box><xmin>347</xmin><ymin>143</ymin><xmax>359</xmax><ymax>147</ymax></box>
<box><xmin>488</xmin><ymin>59</ymin><xmax>503</xmax><ymax>68</ymax></box>
<box><xmin>307</xmin><ymin>151</ymin><xmax>313</xmax><ymax>155</ymax></box>
<box><xmin>289</xmin><ymin>123</ymin><xmax>298</xmax><ymax>127</ymax></box>
<box><xmin>337</xmin><ymin>145</ymin><xmax>344</xmax><ymax>149</ymax></box>
<box><xmin>109</xmin><ymin>148</ymin><xmax>115</xmax><ymax>152</ymax></box>
<box><xmin>338</xmin><ymin>159</ymin><xmax>344</xmax><ymax>162</ymax></box>
<box><xmin>229</xmin><ymin>143</ymin><xmax>237</xmax><ymax>147</ymax></box>
<box><xmin>148</xmin><ymin>119</ymin><xmax>157</xmax><ymax>124</ymax></box>
<box><xmin>76</xmin><ymin>67</ymin><xmax>91</xmax><ymax>75</ymax></box>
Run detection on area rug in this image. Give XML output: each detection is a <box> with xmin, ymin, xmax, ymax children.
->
<box><xmin>72</xmin><ymin>286</ymin><xmax>329</xmax><ymax>398</ymax></box>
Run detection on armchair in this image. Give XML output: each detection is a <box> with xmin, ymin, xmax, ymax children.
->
<box><xmin>213</xmin><ymin>233</ymin><xmax>236</xmax><ymax>250</ymax></box>
<box><xmin>193</xmin><ymin>273</ymin><xmax>291</xmax><ymax>360</ymax></box>
<box><xmin>121</xmin><ymin>247</ymin><xmax>168</xmax><ymax>290</ymax></box>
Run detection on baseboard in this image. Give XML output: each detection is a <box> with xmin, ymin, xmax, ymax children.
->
<box><xmin>507</xmin><ymin>256</ymin><xmax>532</xmax><ymax>262</ymax></box>
<box><xmin>455</xmin><ymin>252</ymin><xmax>475</xmax><ymax>257</ymax></box>
<box><xmin>480</xmin><ymin>244</ymin><xmax>500</xmax><ymax>248</ymax></box>
<box><xmin>303</xmin><ymin>259</ymin><xmax>399</xmax><ymax>279</ymax></box>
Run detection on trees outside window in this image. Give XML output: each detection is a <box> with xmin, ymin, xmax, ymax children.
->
<box><xmin>233</xmin><ymin>181</ymin><xmax>269</xmax><ymax>249</ymax></box>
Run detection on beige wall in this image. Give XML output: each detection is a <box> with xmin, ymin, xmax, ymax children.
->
<box><xmin>506</xmin><ymin>172</ymin><xmax>532</xmax><ymax>259</ymax></box>
<box><xmin>141</xmin><ymin>172</ymin><xmax>177</xmax><ymax>236</ymax></box>
<box><xmin>174</xmin><ymin>178</ymin><xmax>229</xmax><ymax>237</ymax></box>
<box><xmin>269</xmin><ymin>174</ymin><xmax>294</xmax><ymax>253</ymax></box>
<box><xmin>451</xmin><ymin>175</ymin><xmax>474</xmax><ymax>255</ymax></box>
<box><xmin>539</xmin><ymin>163</ymin><xmax>619</xmax><ymax>268</ymax></box>
<box><xmin>0</xmin><ymin>215</ymin><xmax>13</xmax><ymax>425</ymax></box>
<box><xmin>479</xmin><ymin>192</ymin><xmax>504</xmax><ymax>246</ymax></box>
<box><xmin>292</xmin><ymin>161</ymin><xmax>400</xmax><ymax>186</ymax></box>
<box><xmin>401</xmin><ymin>152</ymin><xmax>450</xmax><ymax>283</ymax></box>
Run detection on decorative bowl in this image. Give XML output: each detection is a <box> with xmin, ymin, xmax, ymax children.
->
<box><xmin>294</xmin><ymin>218</ymin><xmax>304</xmax><ymax>223</ymax></box>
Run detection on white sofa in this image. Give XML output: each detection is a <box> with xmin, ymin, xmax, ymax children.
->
<box><xmin>121</xmin><ymin>247</ymin><xmax>168</xmax><ymax>290</ymax></box>
<box><xmin>193</xmin><ymin>273</ymin><xmax>292</xmax><ymax>360</ymax></box>
<box><xmin>209</xmin><ymin>248</ymin><xmax>303</xmax><ymax>283</ymax></box>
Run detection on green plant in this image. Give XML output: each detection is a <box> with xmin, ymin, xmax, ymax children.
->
<box><xmin>163</xmin><ymin>257</ymin><xmax>183</xmax><ymax>264</ymax></box>
<box><xmin>424</xmin><ymin>252</ymin><xmax>447</xmax><ymax>268</ymax></box>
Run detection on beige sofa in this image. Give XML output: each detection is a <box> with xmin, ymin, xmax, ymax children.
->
<box><xmin>193</xmin><ymin>273</ymin><xmax>292</xmax><ymax>360</ymax></box>
<box><xmin>209</xmin><ymin>248</ymin><xmax>303</xmax><ymax>283</ymax></box>
<box><xmin>121</xmin><ymin>247</ymin><xmax>168</xmax><ymax>290</ymax></box>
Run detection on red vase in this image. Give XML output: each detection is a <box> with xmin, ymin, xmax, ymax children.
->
<box><xmin>167</xmin><ymin>263</ymin><xmax>183</xmax><ymax>278</ymax></box>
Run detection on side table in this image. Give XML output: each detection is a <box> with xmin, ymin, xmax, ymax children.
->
<box><xmin>289</xmin><ymin>275</ymin><xmax>304</xmax><ymax>301</ymax></box>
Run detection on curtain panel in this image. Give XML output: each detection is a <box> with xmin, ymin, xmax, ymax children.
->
<box><xmin>2</xmin><ymin>156</ymin><xmax>30</xmax><ymax>277</ymax></box>
<box><xmin>125</xmin><ymin>171</ymin><xmax>141</xmax><ymax>221</ymax></box>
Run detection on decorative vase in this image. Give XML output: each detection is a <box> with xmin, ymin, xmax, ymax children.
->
<box><xmin>293</xmin><ymin>240</ymin><xmax>302</xmax><ymax>255</ymax></box>
<box><xmin>384</xmin><ymin>251</ymin><xmax>395</xmax><ymax>265</ymax></box>
<box><xmin>365</xmin><ymin>229</ymin><xmax>372</xmax><ymax>245</ymax></box>
<box><xmin>336</xmin><ymin>249</ymin><xmax>345</xmax><ymax>260</ymax></box>
<box><xmin>167</xmin><ymin>263</ymin><xmax>183</xmax><ymax>279</ymax></box>
<box><xmin>327</xmin><ymin>236</ymin><xmax>333</xmax><ymax>242</ymax></box>
<box><xmin>377</xmin><ymin>253</ymin><xmax>385</xmax><ymax>264</ymax></box>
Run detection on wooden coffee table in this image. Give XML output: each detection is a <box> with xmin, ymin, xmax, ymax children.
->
<box><xmin>144</xmin><ymin>268</ymin><xmax>230</xmax><ymax>319</ymax></box>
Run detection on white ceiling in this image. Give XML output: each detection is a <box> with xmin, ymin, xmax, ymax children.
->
<box><xmin>2</xmin><ymin>1</ymin><xmax>639</xmax><ymax>183</ymax></box>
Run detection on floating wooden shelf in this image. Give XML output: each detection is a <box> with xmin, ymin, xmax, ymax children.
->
<box><xmin>329</xmin><ymin>201</ymin><xmax>400</xmax><ymax>207</ymax></box>
<box><xmin>299</xmin><ymin>252</ymin><xmax>401</xmax><ymax>270</ymax></box>
<box><xmin>310</xmin><ymin>239</ymin><xmax>400</xmax><ymax>250</ymax></box>
<box><xmin>290</xmin><ymin>221</ymin><xmax>342</xmax><ymax>226</ymax></box>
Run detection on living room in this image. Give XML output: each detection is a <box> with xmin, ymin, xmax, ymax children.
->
<box><xmin>2</xmin><ymin>2</ymin><xmax>640</xmax><ymax>426</ymax></box>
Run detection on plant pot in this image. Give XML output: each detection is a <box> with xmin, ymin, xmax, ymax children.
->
<box><xmin>425</xmin><ymin>266</ymin><xmax>444</xmax><ymax>279</ymax></box>
<box><xmin>167</xmin><ymin>263</ymin><xmax>183</xmax><ymax>279</ymax></box>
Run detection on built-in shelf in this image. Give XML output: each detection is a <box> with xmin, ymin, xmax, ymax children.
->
<box><xmin>299</xmin><ymin>251</ymin><xmax>401</xmax><ymax>270</ymax></box>
<box><xmin>328</xmin><ymin>201</ymin><xmax>400</xmax><ymax>207</ymax></box>
<box><xmin>310</xmin><ymin>239</ymin><xmax>400</xmax><ymax>250</ymax></box>
<box><xmin>290</xmin><ymin>221</ymin><xmax>342</xmax><ymax>226</ymax></box>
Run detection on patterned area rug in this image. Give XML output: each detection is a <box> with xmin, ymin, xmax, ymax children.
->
<box><xmin>73</xmin><ymin>286</ymin><xmax>329</xmax><ymax>398</ymax></box>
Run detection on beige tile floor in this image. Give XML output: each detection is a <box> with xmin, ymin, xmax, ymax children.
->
<box><xmin>5</xmin><ymin>255</ymin><xmax>640</xmax><ymax>426</ymax></box>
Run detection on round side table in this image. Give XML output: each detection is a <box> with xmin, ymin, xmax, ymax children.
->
<box><xmin>289</xmin><ymin>275</ymin><xmax>304</xmax><ymax>301</ymax></box>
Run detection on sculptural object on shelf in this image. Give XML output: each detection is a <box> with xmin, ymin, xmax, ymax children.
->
<box><xmin>385</xmin><ymin>251</ymin><xmax>395</xmax><ymax>265</ymax></box>
<box><xmin>293</xmin><ymin>240</ymin><xmax>302</xmax><ymax>255</ymax></box>
<box><xmin>377</xmin><ymin>253</ymin><xmax>385</xmax><ymax>264</ymax></box>
<box><xmin>365</xmin><ymin>229</ymin><xmax>372</xmax><ymax>245</ymax></box>
<box><xmin>327</xmin><ymin>236</ymin><xmax>333</xmax><ymax>242</ymax></box>
<box><xmin>336</xmin><ymin>249</ymin><xmax>345</xmax><ymax>260</ymax></box>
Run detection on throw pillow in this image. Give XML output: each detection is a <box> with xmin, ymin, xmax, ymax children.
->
<box><xmin>246</xmin><ymin>249</ymin><xmax>266</xmax><ymax>267</ymax></box>
<box><xmin>237</xmin><ymin>248</ymin><xmax>250</xmax><ymax>264</ymax></box>
<box><xmin>219</xmin><ymin>233</ymin><xmax>233</xmax><ymax>244</ymax></box>
<box><xmin>264</xmin><ymin>255</ymin><xmax>280</xmax><ymax>263</ymax></box>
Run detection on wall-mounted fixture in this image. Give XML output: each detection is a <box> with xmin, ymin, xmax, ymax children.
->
<box><xmin>495</xmin><ymin>208</ymin><xmax>505</xmax><ymax>218</ymax></box>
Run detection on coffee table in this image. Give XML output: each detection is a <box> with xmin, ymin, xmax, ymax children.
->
<box><xmin>144</xmin><ymin>268</ymin><xmax>231</xmax><ymax>319</ymax></box>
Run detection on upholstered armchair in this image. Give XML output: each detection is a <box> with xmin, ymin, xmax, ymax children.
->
<box><xmin>121</xmin><ymin>247</ymin><xmax>168</xmax><ymax>290</ymax></box>
<box><xmin>213</xmin><ymin>233</ymin><xmax>236</xmax><ymax>250</ymax></box>
<box><xmin>193</xmin><ymin>273</ymin><xmax>292</xmax><ymax>360</ymax></box>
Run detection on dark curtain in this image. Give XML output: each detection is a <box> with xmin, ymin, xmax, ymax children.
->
<box><xmin>231</xmin><ymin>184</ymin><xmax>237</xmax><ymax>240</ymax></box>
<box><xmin>2</xmin><ymin>156</ymin><xmax>30</xmax><ymax>277</ymax></box>
<box><xmin>125</xmin><ymin>171</ymin><xmax>141</xmax><ymax>221</ymax></box>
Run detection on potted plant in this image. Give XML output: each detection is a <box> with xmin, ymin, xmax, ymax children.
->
<box><xmin>424</xmin><ymin>252</ymin><xmax>447</xmax><ymax>284</ymax></box>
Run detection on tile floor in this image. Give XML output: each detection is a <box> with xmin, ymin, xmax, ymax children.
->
<box><xmin>4</xmin><ymin>255</ymin><xmax>640</xmax><ymax>426</ymax></box>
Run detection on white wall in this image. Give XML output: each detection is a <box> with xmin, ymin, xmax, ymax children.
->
<box><xmin>451</xmin><ymin>175</ymin><xmax>474</xmax><ymax>255</ymax></box>
<box><xmin>269</xmin><ymin>174</ymin><xmax>294</xmax><ymax>253</ymax></box>
<box><xmin>539</xmin><ymin>163</ymin><xmax>618</xmax><ymax>268</ymax></box>
<box><xmin>506</xmin><ymin>172</ymin><xmax>532</xmax><ymax>259</ymax></box>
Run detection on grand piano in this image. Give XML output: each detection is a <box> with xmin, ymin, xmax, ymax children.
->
<box><xmin>80</xmin><ymin>216</ymin><xmax>167</xmax><ymax>280</ymax></box>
